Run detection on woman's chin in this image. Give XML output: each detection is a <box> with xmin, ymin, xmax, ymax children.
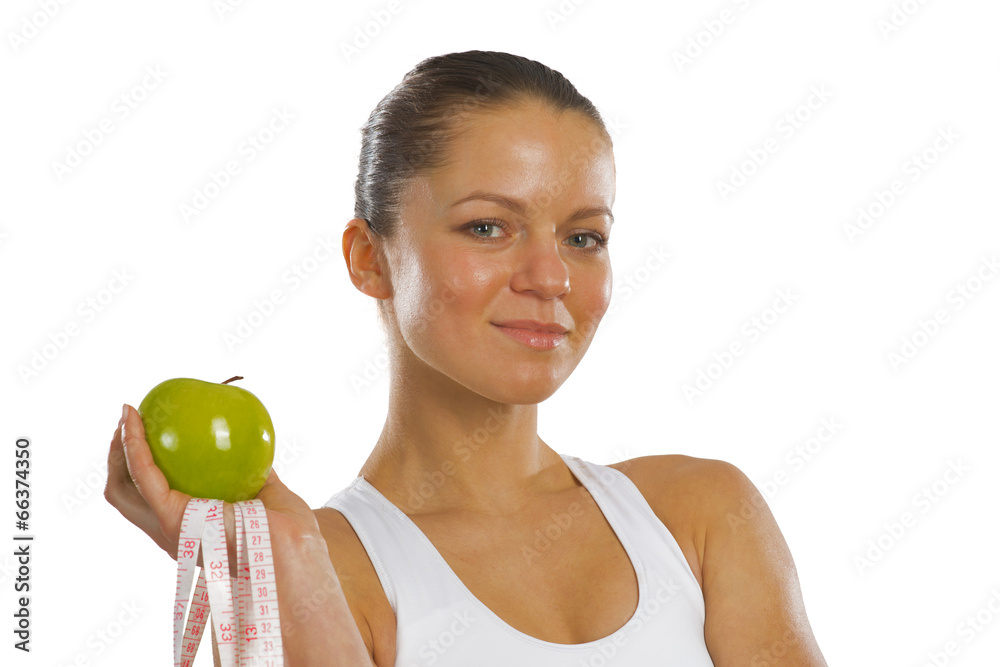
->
<box><xmin>465</xmin><ymin>370</ymin><xmax>570</xmax><ymax>406</ymax></box>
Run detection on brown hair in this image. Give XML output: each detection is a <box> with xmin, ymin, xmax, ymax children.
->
<box><xmin>354</xmin><ymin>50</ymin><xmax>610</xmax><ymax>239</ymax></box>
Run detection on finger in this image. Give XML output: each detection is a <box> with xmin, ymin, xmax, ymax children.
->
<box><xmin>120</xmin><ymin>404</ymin><xmax>172</xmax><ymax>509</ymax></box>
<box><xmin>105</xmin><ymin>407</ymin><xmax>174</xmax><ymax>555</ymax></box>
<box><xmin>105</xmin><ymin>407</ymin><xmax>153</xmax><ymax>514</ymax></box>
<box><xmin>105</xmin><ymin>409</ymin><xmax>133</xmax><ymax>497</ymax></box>
<box><xmin>121</xmin><ymin>404</ymin><xmax>191</xmax><ymax>550</ymax></box>
<box><xmin>106</xmin><ymin>412</ymin><xmax>144</xmax><ymax>511</ymax></box>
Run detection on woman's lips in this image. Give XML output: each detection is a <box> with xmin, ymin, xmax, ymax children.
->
<box><xmin>491</xmin><ymin>321</ymin><xmax>568</xmax><ymax>350</ymax></box>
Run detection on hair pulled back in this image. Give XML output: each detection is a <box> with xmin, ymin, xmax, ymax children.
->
<box><xmin>354</xmin><ymin>50</ymin><xmax>610</xmax><ymax>239</ymax></box>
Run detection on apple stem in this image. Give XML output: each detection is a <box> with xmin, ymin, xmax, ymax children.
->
<box><xmin>221</xmin><ymin>376</ymin><xmax>244</xmax><ymax>385</ymax></box>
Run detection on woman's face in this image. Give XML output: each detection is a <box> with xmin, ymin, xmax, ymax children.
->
<box><xmin>382</xmin><ymin>100</ymin><xmax>616</xmax><ymax>405</ymax></box>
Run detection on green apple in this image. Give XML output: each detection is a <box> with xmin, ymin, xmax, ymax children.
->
<box><xmin>138</xmin><ymin>376</ymin><xmax>275</xmax><ymax>502</ymax></box>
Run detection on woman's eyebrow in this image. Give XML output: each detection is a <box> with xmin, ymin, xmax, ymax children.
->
<box><xmin>449</xmin><ymin>191</ymin><xmax>614</xmax><ymax>224</ymax></box>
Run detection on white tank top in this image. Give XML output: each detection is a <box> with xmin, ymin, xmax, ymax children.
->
<box><xmin>324</xmin><ymin>454</ymin><xmax>715</xmax><ymax>666</ymax></box>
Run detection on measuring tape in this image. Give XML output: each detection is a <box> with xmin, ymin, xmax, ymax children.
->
<box><xmin>174</xmin><ymin>498</ymin><xmax>283</xmax><ymax>666</ymax></box>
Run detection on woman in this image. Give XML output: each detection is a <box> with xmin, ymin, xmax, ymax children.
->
<box><xmin>106</xmin><ymin>50</ymin><xmax>827</xmax><ymax>666</ymax></box>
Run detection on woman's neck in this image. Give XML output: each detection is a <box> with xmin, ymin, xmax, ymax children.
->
<box><xmin>358</xmin><ymin>355</ymin><xmax>569</xmax><ymax>517</ymax></box>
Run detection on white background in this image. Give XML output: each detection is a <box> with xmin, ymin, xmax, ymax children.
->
<box><xmin>2</xmin><ymin>0</ymin><xmax>999</xmax><ymax>665</ymax></box>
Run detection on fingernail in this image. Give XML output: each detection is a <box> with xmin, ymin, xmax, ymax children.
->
<box><xmin>121</xmin><ymin>404</ymin><xmax>129</xmax><ymax>423</ymax></box>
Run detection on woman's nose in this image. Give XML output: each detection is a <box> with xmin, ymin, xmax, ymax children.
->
<box><xmin>508</xmin><ymin>237</ymin><xmax>571</xmax><ymax>298</ymax></box>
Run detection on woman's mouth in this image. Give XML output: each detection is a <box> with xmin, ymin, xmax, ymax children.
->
<box><xmin>491</xmin><ymin>320</ymin><xmax>569</xmax><ymax>350</ymax></box>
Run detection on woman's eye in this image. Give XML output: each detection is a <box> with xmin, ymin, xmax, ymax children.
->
<box><xmin>566</xmin><ymin>233</ymin><xmax>597</xmax><ymax>249</ymax></box>
<box><xmin>470</xmin><ymin>223</ymin><xmax>503</xmax><ymax>238</ymax></box>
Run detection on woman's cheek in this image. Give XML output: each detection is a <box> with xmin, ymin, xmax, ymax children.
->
<box><xmin>575</xmin><ymin>266</ymin><xmax>612</xmax><ymax>335</ymax></box>
<box><xmin>444</xmin><ymin>254</ymin><xmax>503</xmax><ymax>304</ymax></box>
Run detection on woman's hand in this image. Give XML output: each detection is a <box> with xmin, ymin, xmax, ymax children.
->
<box><xmin>105</xmin><ymin>404</ymin><xmax>375</xmax><ymax>666</ymax></box>
<box><xmin>105</xmin><ymin>404</ymin><xmax>194</xmax><ymax>558</ymax></box>
<box><xmin>105</xmin><ymin>404</ymin><xmax>325</xmax><ymax>563</ymax></box>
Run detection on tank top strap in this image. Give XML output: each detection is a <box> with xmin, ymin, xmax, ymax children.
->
<box><xmin>324</xmin><ymin>475</ymin><xmax>455</xmax><ymax>613</ymax></box>
<box><xmin>560</xmin><ymin>454</ymin><xmax>705</xmax><ymax>613</ymax></box>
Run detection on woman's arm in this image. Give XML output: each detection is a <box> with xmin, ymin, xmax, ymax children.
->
<box><xmin>619</xmin><ymin>455</ymin><xmax>827</xmax><ymax>666</ymax></box>
<box><xmin>696</xmin><ymin>460</ymin><xmax>827</xmax><ymax>666</ymax></box>
<box><xmin>210</xmin><ymin>521</ymin><xmax>374</xmax><ymax>666</ymax></box>
<box><xmin>106</xmin><ymin>405</ymin><xmax>376</xmax><ymax>666</ymax></box>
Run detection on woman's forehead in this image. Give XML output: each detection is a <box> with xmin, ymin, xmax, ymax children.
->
<box><xmin>410</xmin><ymin>105</ymin><xmax>616</xmax><ymax>219</ymax></box>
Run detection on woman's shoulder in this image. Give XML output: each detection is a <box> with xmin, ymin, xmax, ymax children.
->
<box><xmin>607</xmin><ymin>454</ymin><xmax>765</xmax><ymax>585</ymax></box>
<box><xmin>609</xmin><ymin>453</ymin><xmax>758</xmax><ymax>512</ymax></box>
<box><xmin>610</xmin><ymin>456</ymin><xmax>826</xmax><ymax>664</ymax></box>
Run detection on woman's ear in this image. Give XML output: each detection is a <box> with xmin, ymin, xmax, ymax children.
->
<box><xmin>342</xmin><ymin>218</ymin><xmax>392</xmax><ymax>300</ymax></box>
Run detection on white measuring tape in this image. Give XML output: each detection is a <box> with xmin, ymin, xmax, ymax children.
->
<box><xmin>174</xmin><ymin>498</ymin><xmax>283</xmax><ymax>666</ymax></box>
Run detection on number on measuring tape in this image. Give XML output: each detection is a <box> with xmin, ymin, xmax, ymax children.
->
<box><xmin>173</xmin><ymin>498</ymin><xmax>283</xmax><ymax>667</ymax></box>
